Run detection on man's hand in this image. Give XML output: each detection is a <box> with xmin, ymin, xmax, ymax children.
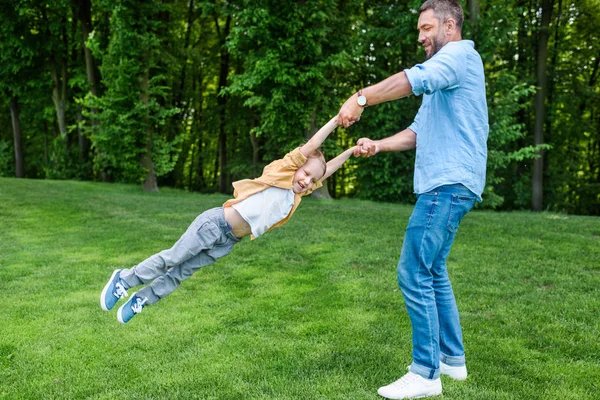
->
<box><xmin>336</xmin><ymin>94</ymin><xmax>364</xmax><ymax>128</ymax></box>
<box><xmin>354</xmin><ymin>138</ymin><xmax>379</xmax><ymax>157</ymax></box>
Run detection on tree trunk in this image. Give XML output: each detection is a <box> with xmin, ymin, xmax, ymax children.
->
<box><xmin>41</xmin><ymin>7</ymin><xmax>69</xmax><ymax>140</ymax></box>
<box><xmin>215</xmin><ymin>15</ymin><xmax>231</xmax><ymax>193</ymax></box>
<box><xmin>249</xmin><ymin>130</ymin><xmax>260</xmax><ymax>177</ymax></box>
<box><xmin>546</xmin><ymin>0</ymin><xmax>562</xmax><ymax>142</ymax></box>
<box><xmin>49</xmin><ymin>11</ymin><xmax>69</xmax><ymax>140</ymax></box>
<box><xmin>140</xmin><ymin>68</ymin><xmax>158</xmax><ymax>192</ymax></box>
<box><xmin>77</xmin><ymin>105</ymin><xmax>86</xmax><ymax>162</ymax></box>
<box><xmin>9</xmin><ymin>96</ymin><xmax>24</xmax><ymax>178</ymax></box>
<box><xmin>50</xmin><ymin>62</ymin><xmax>68</xmax><ymax>138</ymax></box>
<box><xmin>532</xmin><ymin>0</ymin><xmax>553</xmax><ymax>211</ymax></box>
<box><xmin>175</xmin><ymin>0</ymin><xmax>195</xmax><ymax>110</ymax></box>
<box><xmin>195</xmin><ymin>135</ymin><xmax>206</xmax><ymax>189</ymax></box>
<box><xmin>73</xmin><ymin>0</ymin><xmax>97</xmax><ymax>167</ymax></box>
<box><xmin>192</xmin><ymin>67</ymin><xmax>206</xmax><ymax>190</ymax></box>
<box><xmin>467</xmin><ymin>0</ymin><xmax>479</xmax><ymax>23</ymax></box>
<box><xmin>466</xmin><ymin>0</ymin><xmax>480</xmax><ymax>38</ymax></box>
<box><xmin>74</xmin><ymin>0</ymin><xmax>98</xmax><ymax>96</ymax></box>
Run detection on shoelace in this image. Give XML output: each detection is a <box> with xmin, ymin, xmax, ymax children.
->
<box><xmin>114</xmin><ymin>282</ymin><xmax>129</xmax><ymax>299</ymax></box>
<box><xmin>391</xmin><ymin>373</ymin><xmax>419</xmax><ymax>389</ymax></box>
<box><xmin>131</xmin><ymin>297</ymin><xmax>148</xmax><ymax>314</ymax></box>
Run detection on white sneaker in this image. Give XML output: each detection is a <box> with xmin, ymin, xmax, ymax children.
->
<box><xmin>440</xmin><ymin>361</ymin><xmax>468</xmax><ymax>380</ymax></box>
<box><xmin>377</xmin><ymin>371</ymin><xmax>442</xmax><ymax>399</ymax></box>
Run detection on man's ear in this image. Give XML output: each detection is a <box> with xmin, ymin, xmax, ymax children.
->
<box><xmin>445</xmin><ymin>19</ymin><xmax>456</xmax><ymax>34</ymax></box>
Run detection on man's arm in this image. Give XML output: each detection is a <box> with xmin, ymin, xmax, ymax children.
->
<box><xmin>300</xmin><ymin>116</ymin><xmax>339</xmax><ymax>157</ymax></box>
<box><xmin>337</xmin><ymin>71</ymin><xmax>413</xmax><ymax>128</ymax></box>
<box><xmin>321</xmin><ymin>146</ymin><xmax>358</xmax><ymax>181</ymax></box>
<box><xmin>354</xmin><ymin>129</ymin><xmax>417</xmax><ymax>157</ymax></box>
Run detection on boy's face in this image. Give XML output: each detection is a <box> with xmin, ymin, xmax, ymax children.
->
<box><xmin>292</xmin><ymin>158</ymin><xmax>324</xmax><ymax>194</ymax></box>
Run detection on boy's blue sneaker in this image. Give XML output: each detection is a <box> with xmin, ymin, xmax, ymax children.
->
<box><xmin>117</xmin><ymin>293</ymin><xmax>148</xmax><ymax>324</ymax></box>
<box><xmin>100</xmin><ymin>269</ymin><xmax>129</xmax><ymax>311</ymax></box>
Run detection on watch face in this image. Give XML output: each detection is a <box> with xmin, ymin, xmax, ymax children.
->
<box><xmin>357</xmin><ymin>95</ymin><xmax>367</xmax><ymax>106</ymax></box>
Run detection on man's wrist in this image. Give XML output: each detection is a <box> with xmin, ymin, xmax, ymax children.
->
<box><xmin>357</xmin><ymin>89</ymin><xmax>368</xmax><ymax>107</ymax></box>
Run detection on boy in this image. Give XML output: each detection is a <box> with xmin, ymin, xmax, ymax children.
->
<box><xmin>100</xmin><ymin>117</ymin><xmax>356</xmax><ymax>323</ymax></box>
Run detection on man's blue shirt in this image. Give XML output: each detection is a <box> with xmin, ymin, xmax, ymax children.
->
<box><xmin>404</xmin><ymin>40</ymin><xmax>488</xmax><ymax>201</ymax></box>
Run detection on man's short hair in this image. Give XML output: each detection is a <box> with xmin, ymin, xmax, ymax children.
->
<box><xmin>420</xmin><ymin>0</ymin><xmax>464</xmax><ymax>30</ymax></box>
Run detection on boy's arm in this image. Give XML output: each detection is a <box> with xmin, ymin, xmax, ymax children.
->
<box><xmin>299</xmin><ymin>116</ymin><xmax>339</xmax><ymax>157</ymax></box>
<box><xmin>321</xmin><ymin>146</ymin><xmax>358</xmax><ymax>181</ymax></box>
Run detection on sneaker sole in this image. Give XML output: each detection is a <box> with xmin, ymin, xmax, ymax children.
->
<box><xmin>440</xmin><ymin>363</ymin><xmax>468</xmax><ymax>381</ymax></box>
<box><xmin>100</xmin><ymin>269</ymin><xmax>121</xmax><ymax>311</ymax></box>
<box><xmin>414</xmin><ymin>391</ymin><xmax>442</xmax><ymax>399</ymax></box>
<box><xmin>442</xmin><ymin>373</ymin><xmax>467</xmax><ymax>381</ymax></box>
<box><xmin>377</xmin><ymin>389</ymin><xmax>442</xmax><ymax>399</ymax></box>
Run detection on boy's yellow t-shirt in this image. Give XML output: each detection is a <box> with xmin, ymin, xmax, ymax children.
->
<box><xmin>223</xmin><ymin>148</ymin><xmax>323</xmax><ymax>236</ymax></box>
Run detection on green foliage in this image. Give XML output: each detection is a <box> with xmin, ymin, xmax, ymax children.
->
<box><xmin>0</xmin><ymin>141</ymin><xmax>14</xmax><ymax>177</ymax></box>
<box><xmin>349</xmin><ymin>103</ymin><xmax>416</xmax><ymax>202</ymax></box>
<box><xmin>1</xmin><ymin>0</ymin><xmax>599</xmax><ymax>213</ymax></box>
<box><xmin>541</xmin><ymin>0</ymin><xmax>600</xmax><ymax>215</ymax></box>
<box><xmin>346</xmin><ymin>0</ymin><xmax>422</xmax><ymax>202</ymax></box>
<box><xmin>0</xmin><ymin>2</ymin><xmax>37</xmax><ymax>97</ymax></box>
<box><xmin>484</xmin><ymin>72</ymin><xmax>549</xmax><ymax>208</ymax></box>
<box><xmin>85</xmin><ymin>0</ymin><xmax>181</xmax><ymax>183</ymax></box>
<box><xmin>227</xmin><ymin>0</ymin><xmax>357</xmax><ymax>160</ymax></box>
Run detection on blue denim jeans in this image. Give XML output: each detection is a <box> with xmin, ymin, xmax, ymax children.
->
<box><xmin>120</xmin><ymin>207</ymin><xmax>241</xmax><ymax>304</ymax></box>
<box><xmin>397</xmin><ymin>184</ymin><xmax>476</xmax><ymax>380</ymax></box>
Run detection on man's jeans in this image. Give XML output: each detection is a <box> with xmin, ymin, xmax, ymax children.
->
<box><xmin>120</xmin><ymin>207</ymin><xmax>241</xmax><ymax>304</ymax></box>
<box><xmin>398</xmin><ymin>184</ymin><xmax>476</xmax><ymax>380</ymax></box>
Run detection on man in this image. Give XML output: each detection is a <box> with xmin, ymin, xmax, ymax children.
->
<box><xmin>336</xmin><ymin>1</ymin><xmax>488</xmax><ymax>398</ymax></box>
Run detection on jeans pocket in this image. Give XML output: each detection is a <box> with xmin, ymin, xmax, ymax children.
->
<box><xmin>411</xmin><ymin>191</ymin><xmax>439</xmax><ymax>229</ymax></box>
<box><xmin>447</xmin><ymin>194</ymin><xmax>476</xmax><ymax>232</ymax></box>
<box><xmin>195</xmin><ymin>220</ymin><xmax>221</xmax><ymax>249</ymax></box>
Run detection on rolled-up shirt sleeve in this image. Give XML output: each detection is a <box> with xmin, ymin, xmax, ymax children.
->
<box><xmin>404</xmin><ymin>47</ymin><xmax>466</xmax><ymax>96</ymax></box>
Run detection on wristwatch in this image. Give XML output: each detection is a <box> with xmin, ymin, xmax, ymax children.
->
<box><xmin>357</xmin><ymin>89</ymin><xmax>368</xmax><ymax>107</ymax></box>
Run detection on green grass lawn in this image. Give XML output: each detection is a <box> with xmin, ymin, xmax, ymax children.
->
<box><xmin>0</xmin><ymin>178</ymin><xmax>599</xmax><ymax>399</ymax></box>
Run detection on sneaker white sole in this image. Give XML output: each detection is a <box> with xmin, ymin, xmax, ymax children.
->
<box><xmin>377</xmin><ymin>374</ymin><xmax>442</xmax><ymax>399</ymax></box>
<box><xmin>116</xmin><ymin>292</ymin><xmax>138</xmax><ymax>324</ymax></box>
<box><xmin>440</xmin><ymin>362</ymin><xmax>468</xmax><ymax>381</ymax></box>
<box><xmin>377</xmin><ymin>387</ymin><xmax>442</xmax><ymax>399</ymax></box>
<box><xmin>100</xmin><ymin>269</ymin><xmax>121</xmax><ymax>311</ymax></box>
<box><xmin>116</xmin><ymin>300</ymin><xmax>127</xmax><ymax>324</ymax></box>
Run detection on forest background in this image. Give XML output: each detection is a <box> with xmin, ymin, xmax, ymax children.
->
<box><xmin>1</xmin><ymin>0</ymin><xmax>598</xmax><ymax>215</ymax></box>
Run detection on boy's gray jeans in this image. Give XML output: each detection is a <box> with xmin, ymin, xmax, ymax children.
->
<box><xmin>119</xmin><ymin>207</ymin><xmax>241</xmax><ymax>304</ymax></box>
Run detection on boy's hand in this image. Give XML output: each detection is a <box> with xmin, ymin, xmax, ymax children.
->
<box><xmin>336</xmin><ymin>94</ymin><xmax>364</xmax><ymax>128</ymax></box>
<box><xmin>354</xmin><ymin>138</ymin><xmax>379</xmax><ymax>157</ymax></box>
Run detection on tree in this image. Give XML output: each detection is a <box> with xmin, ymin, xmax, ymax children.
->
<box><xmin>227</xmin><ymin>0</ymin><xmax>360</xmax><ymax>194</ymax></box>
<box><xmin>0</xmin><ymin>1</ymin><xmax>40</xmax><ymax>178</ymax></box>
<box><xmin>87</xmin><ymin>0</ymin><xmax>180</xmax><ymax>189</ymax></box>
<box><xmin>1</xmin><ymin>0</ymin><xmax>598</xmax><ymax>214</ymax></box>
<box><xmin>73</xmin><ymin>0</ymin><xmax>100</xmax><ymax>166</ymax></box>
<box><xmin>8</xmin><ymin>97</ymin><xmax>24</xmax><ymax>178</ymax></box>
<box><xmin>38</xmin><ymin>0</ymin><xmax>72</xmax><ymax>139</ymax></box>
<box><xmin>532</xmin><ymin>0</ymin><xmax>553</xmax><ymax>211</ymax></box>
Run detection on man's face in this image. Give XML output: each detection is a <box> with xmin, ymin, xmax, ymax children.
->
<box><xmin>417</xmin><ymin>9</ymin><xmax>447</xmax><ymax>60</ymax></box>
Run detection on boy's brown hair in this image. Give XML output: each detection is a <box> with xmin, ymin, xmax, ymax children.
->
<box><xmin>307</xmin><ymin>148</ymin><xmax>327</xmax><ymax>180</ymax></box>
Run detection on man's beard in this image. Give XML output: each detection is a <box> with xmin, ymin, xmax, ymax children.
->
<box><xmin>425</xmin><ymin>36</ymin><xmax>446</xmax><ymax>60</ymax></box>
